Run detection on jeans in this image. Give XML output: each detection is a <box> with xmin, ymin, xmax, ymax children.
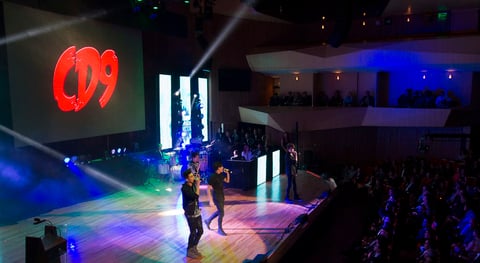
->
<box><xmin>186</xmin><ymin>215</ymin><xmax>203</xmax><ymax>249</ymax></box>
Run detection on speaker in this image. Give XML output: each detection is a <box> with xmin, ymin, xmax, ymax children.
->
<box><xmin>25</xmin><ymin>226</ymin><xmax>67</xmax><ymax>263</ymax></box>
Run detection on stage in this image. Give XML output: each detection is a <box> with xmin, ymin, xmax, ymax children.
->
<box><xmin>0</xmin><ymin>169</ymin><xmax>333</xmax><ymax>262</ymax></box>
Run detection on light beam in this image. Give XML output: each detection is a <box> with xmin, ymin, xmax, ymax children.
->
<box><xmin>0</xmin><ymin>9</ymin><xmax>110</xmax><ymax>46</ymax></box>
<box><xmin>189</xmin><ymin>1</ymin><xmax>255</xmax><ymax>77</ymax></box>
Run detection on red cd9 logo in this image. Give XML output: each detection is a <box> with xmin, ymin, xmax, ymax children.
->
<box><xmin>53</xmin><ymin>46</ymin><xmax>118</xmax><ymax>112</ymax></box>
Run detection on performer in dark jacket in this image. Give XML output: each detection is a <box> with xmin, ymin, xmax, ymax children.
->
<box><xmin>285</xmin><ymin>143</ymin><xmax>300</xmax><ymax>201</ymax></box>
<box><xmin>181</xmin><ymin>168</ymin><xmax>204</xmax><ymax>259</ymax></box>
<box><xmin>204</xmin><ymin>161</ymin><xmax>230</xmax><ymax>236</ymax></box>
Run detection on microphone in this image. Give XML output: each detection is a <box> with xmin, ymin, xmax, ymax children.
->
<box><xmin>224</xmin><ymin>168</ymin><xmax>232</xmax><ymax>173</ymax></box>
<box><xmin>33</xmin><ymin>218</ymin><xmax>46</xmax><ymax>225</ymax></box>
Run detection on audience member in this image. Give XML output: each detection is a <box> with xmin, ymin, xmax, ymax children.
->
<box><xmin>359</xmin><ymin>90</ymin><xmax>375</xmax><ymax>107</ymax></box>
<box><xmin>398</xmin><ymin>88</ymin><xmax>414</xmax><ymax>108</ymax></box>
<box><xmin>241</xmin><ymin>144</ymin><xmax>254</xmax><ymax>161</ymax></box>
<box><xmin>435</xmin><ymin>89</ymin><xmax>452</xmax><ymax>108</ymax></box>
<box><xmin>329</xmin><ymin>90</ymin><xmax>343</xmax><ymax>107</ymax></box>
<box><xmin>343</xmin><ymin>91</ymin><xmax>356</xmax><ymax>106</ymax></box>
<box><xmin>253</xmin><ymin>143</ymin><xmax>266</xmax><ymax>158</ymax></box>
<box><xmin>269</xmin><ymin>92</ymin><xmax>281</xmax><ymax>106</ymax></box>
<box><xmin>230</xmin><ymin>150</ymin><xmax>245</xmax><ymax>160</ymax></box>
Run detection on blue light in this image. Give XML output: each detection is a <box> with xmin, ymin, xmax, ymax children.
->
<box><xmin>64</xmin><ymin>157</ymin><xmax>71</xmax><ymax>164</ymax></box>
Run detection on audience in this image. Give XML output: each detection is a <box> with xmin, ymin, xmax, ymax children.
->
<box><xmin>341</xmin><ymin>156</ymin><xmax>480</xmax><ymax>262</ymax></box>
<box><xmin>208</xmin><ymin>125</ymin><xmax>269</xmax><ymax>163</ymax></box>
<box><xmin>268</xmin><ymin>86</ymin><xmax>462</xmax><ymax>109</ymax></box>
<box><xmin>230</xmin><ymin>149</ymin><xmax>245</xmax><ymax>160</ymax></box>
<box><xmin>269</xmin><ymin>91</ymin><xmax>312</xmax><ymax>106</ymax></box>
<box><xmin>207</xmin><ymin>121</ymin><xmax>479</xmax><ymax>263</ymax></box>
<box><xmin>398</xmin><ymin>87</ymin><xmax>459</xmax><ymax>109</ymax></box>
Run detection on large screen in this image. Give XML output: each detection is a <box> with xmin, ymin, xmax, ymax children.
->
<box><xmin>257</xmin><ymin>155</ymin><xmax>267</xmax><ymax>186</ymax></box>
<box><xmin>3</xmin><ymin>2</ymin><xmax>145</xmax><ymax>146</ymax></box>
<box><xmin>272</xmin><ymin>150</ymin><xmax>280</xmax><ymax>177</ymax></box>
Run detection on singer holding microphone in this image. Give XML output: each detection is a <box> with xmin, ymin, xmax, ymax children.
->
<box><xmin>285</xmin><ymin>143</ymin><xmax>301</xmax><ymax>201</ymax></box>
<box><xmin>181</xmin><ymin>168</ymin><xmax>204</xmax><ymax>259</ymax></box>
<box><xmin>204</xmin><ymin>161</ymin><xmax>230</xmax><ymax>236</ymax></box>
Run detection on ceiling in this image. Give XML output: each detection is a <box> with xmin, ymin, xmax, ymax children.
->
<box><xmin>9</xmin><ymin>0</ymin><xmax>480</xmax><ymax>74</ymax></box>
<box><xmin>216</xmin><ymin>0</ymin><xmax>480</xmax><ymax>74</ymax></box>
<box><xmin>213</xmin><ymin>0</ymin><xmax>480</xmax><ymax>23</ymax></box>
<box><xmin>10</xmin><ymin>0</ymin><xmax>478</xmax><ymax>26</ymax></box>
<box><xmin>382</xmin><ymin>0</ymin><xmax>480</xmax><ymax>17</ymax></box>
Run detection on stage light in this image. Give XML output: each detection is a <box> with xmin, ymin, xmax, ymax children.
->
<box><xmin>190</xmin><ymin>1</ymin><xmax>251</xmax><ymax>77</ymax></box>
<box><xmin>64</xmin><ymin>157</ymin><xmax>71</xmax><ymax>164</ymax></box>
<box><xmin>111</xmin><ymin>149</ymin><xmax>116</xmax><ymax>155</ymax></box>
<box><xmin>117</xmin><ymin>148</ymin><xmax>122</xmax><ymax>154</ymax></box>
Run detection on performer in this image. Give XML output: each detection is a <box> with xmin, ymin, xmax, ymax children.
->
<box><xmin>204</xmin><ymin>161</ymin><xmax>230</xmax><ymax>236</ymax></box>
<box><xmin>181</xmin><ymin>168</ymin><xmax>204</xmax><ymax>259</ymax></box>
<box><xmin>188</xmin><ymin>152</ymin><xmax>201</xmax><ymax>179</ymax></box>
<box><xmin>285</xmin><ymin>143</ymin><xmax>301</xmax><ymax>201</ymax></box>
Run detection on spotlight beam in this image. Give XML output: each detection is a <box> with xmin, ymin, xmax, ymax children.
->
<box><xmin>0</xmin><ymin>125</ymin><xmax>155</xmax><ymax>198</ymax></box>
<box><xmin>190</xmin><ymin>1</ymin><xmax>255</xmax><ymax>77</ymax></box>
<box><xmin>0</xmin><ymin>9</ymin><xmax>111</xmax><ymax>46</ymax></box>
<box><xmin>0</xmin><ymin>125</ymin><xmax>65</xmax><ymax>161</ymax></box>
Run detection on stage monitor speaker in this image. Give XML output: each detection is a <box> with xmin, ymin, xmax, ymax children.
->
<box><xmin>25</xmin><ymin>225</ymin><xmax>67</xmax><ymax>263</ymax></box>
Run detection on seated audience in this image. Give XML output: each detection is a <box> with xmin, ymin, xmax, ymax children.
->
<box><xmin>230</xmin><ymin>149</ymin><xmax>245</xmax><ymax>160</ymax></box>
<box><xmin>241</xmin><ymin>144</ymin><xmax>254</xmax><ymax>161</ymax></box>
<box><xmin>435</xmin><ymin>89</ymin><xmax>452</xmax><ymax>108</ymax></box>
<box><xmin>329</xmin><ymin>90</ymin><xmax>343</xmax><ymax>107</ymax></box>
<box><xmin>359</xmin><ymin>90</ymin><xmax>375</xmax><ymax>107</ymax></box>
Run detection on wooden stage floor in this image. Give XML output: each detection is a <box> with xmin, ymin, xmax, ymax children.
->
<box><xmin>0</xmin><ymin>170</ymin><xmax>332</xmax><ymax>263</ymax></box>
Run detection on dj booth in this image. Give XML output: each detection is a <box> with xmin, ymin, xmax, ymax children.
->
<box><xmin>225</xmin><ymin>150</ymin><xmax>281</xmax><ymax>191</ymax></box>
